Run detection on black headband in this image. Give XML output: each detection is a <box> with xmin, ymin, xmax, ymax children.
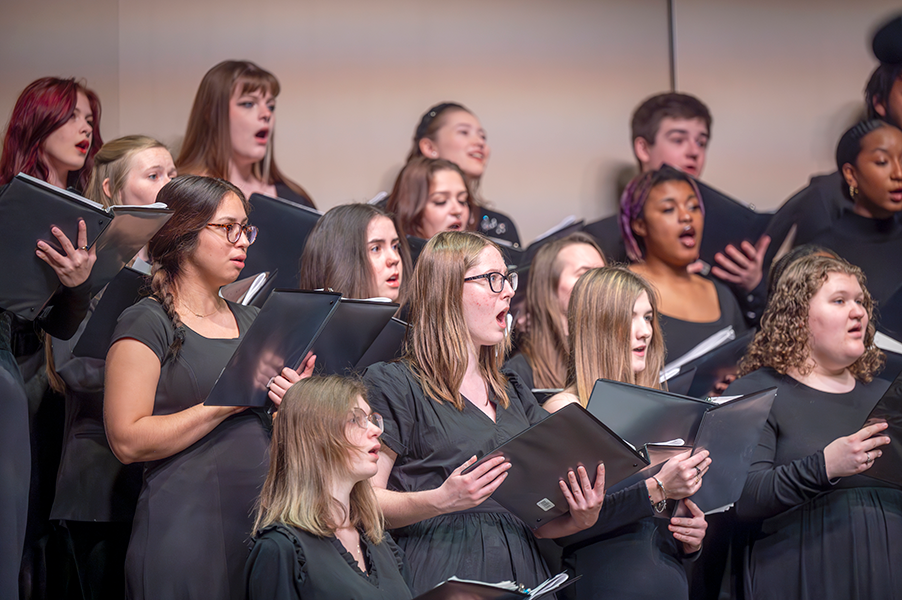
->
<box><xmin>414</xmin><ymin>102</ymin><xmax>466</xmax><ymax>142</ymax></box>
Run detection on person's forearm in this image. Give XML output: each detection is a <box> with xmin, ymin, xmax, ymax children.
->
<box><xmin>373</xmin><ymin>486</ymin><xmax>448</xmax><ymax>529</ymax></box>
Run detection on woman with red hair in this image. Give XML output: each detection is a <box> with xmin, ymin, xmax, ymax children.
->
<box><xmin>0</xmin><ymin>76</ymin><xmax>103</xmax><ymax>191</ymax></box>
<box><xmin>0</xmin><ymin>76</ymin><xmax>102</xmax><ymax>598</ymax></box>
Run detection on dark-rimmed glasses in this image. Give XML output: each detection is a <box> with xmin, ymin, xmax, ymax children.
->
<box><xmin>206</xmin><ymin>222</ymin><xmax>258</xmax><ymax>245</ymax></box>
<box><xmin>350</xmin><ymin>408</ymin><xmax>384</xmax><ymax>433</ymax></box>
<box><xmin>463</xmin><ymin>271</ymin><xmax>518</xmax><ymax>293</ymax></box>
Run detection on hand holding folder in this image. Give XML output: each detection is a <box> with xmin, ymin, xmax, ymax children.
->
<box><xmin>463</xmin><ymin>403</ymin><xmax>647</xmax><ymax>530</ymax></box>
<box><xmin>0</xmin><ymin>173</ymin><xmax>171</xmax><ymax>319</ymax></box>
<box><xmin>860</xmin><ymin>368</ymin><xmax>902</xmax><ymax>485</ymax></box>
<box><xmin>204</xmin><ymin>290</ymin><xmax>399</xmax><ymax>407</ymax></box>
<box><xmin>586</xmin><ymin>378</ymin><xmax>777</xmax><ymax>514</ymax></box>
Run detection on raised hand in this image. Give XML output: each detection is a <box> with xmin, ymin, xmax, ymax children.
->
<box><xmin>35</xmin><ymin>219</ymin><xmax>96</xmax><ymax>287</ymax></box>
<box><xmin>711</xmin><ymin>234</ymin><xmax>771</xmax><ymax>292</ymax></box>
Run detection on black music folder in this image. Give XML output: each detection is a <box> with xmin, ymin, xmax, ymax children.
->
<box><xmin>72</xmin><ymin>267</ymin><xmax>147</xmax><ymax>359</ymax></box>
<box><xmin>678</xmin><ymin>330</ymin><xmax>756</xmax><ymax>398</ymax></box>
<box><xmin>877</xmin><ymin>285</ymin><xmax>902</xmax><ymax>338</ymax></box>
<box><xmin>355</xmin><ymin>317</ymin><xmax>408</xmax><ymax>369</ymax></box>
<box><xmin>587</xmin><ymin>379</ymin><xmax>777</xmax><ymax>514</ymax></box>
<box><xmin>219</xmin><ymin>270</ymin><xmax>277</xmax><ymax>307</ymax></box>
<box><xmin>581</xmin><ymin>214</ymin><xmax>628</xmax><ymax>263</ymax></box>
<box><xmin>862</xmin><ymin>368</ymin><xmax>902</xmax><ymax>485</ymax></box>
<box><xmin>682</xmin><ymin>387</ymin><xmax>777</xmax><ymax>514</ymax></box>
<box><xmin>87</xmin><ymin>204</ymin><xmax>172</xmax><ymax>296</ymax></box>
<box><xmin>586</xmin><ymin>378</ymin><xmax>712</xmax><ymax>448</ymax></box>
<box><xmin>489</xmin><ymin>218</ymin><xmax>585</xmax><ymax>270</ymax></box>
<box><xmin>0</xmin><ymin>173</ymin><xmax>112</xmax><ymax>319</ymax></box>
<box><xmin>414</xmin><ymin>573</ymin><xmax>577</xmax><ymax>600</ymax></box>
<box><xmin>242</xmin><ymin>193</ymin><xmax>322</xmax><ymax>289</ymax></box>
<box><xmin>463</xmin><ymin>403</ymin><xmax>647</xmax><ymax>530</ymax></box>
<box><xmin>204</xmin><ymin>290</ymin><xmax>398</xmax><ymax>407</ymax></box>
<box><xmin>687</xmin><ymin>172</ymin><xmax>772</xmax><ymax>267</ymax></box>
<box><xmin>0</xmin><ymin>173</ymin><xmax>171</xmax><ymax>319</ymax></box>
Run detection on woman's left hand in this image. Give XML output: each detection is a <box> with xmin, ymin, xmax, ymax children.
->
<box><xmin>267</xmin><ymin>352</ymin><xmax>316</xmax><ymax>406</ymax></box>
<box><xmin>35</xmin><ymin>219</ymin><xmax>96</xmax><ymax>288</ymax></box>
<box><xmin>669</xmin><ymin>498</ymin><xmax>707</xmax><ymax>554</ymax></box>
<box><xmin>710</xmin><ymin>235</ymin><xmax>771</xmax><ymax>292</ymax></box>
<box><xmin>559</xmin><ymin>463</ymin><xmax>606</xmax><ymax>530</ymax></box>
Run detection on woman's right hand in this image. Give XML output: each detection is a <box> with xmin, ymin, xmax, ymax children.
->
<box><xmin>435</xmin><ymin>455</ymin><xmax>511</xmax><ymax>513</ymax></box>
<box><xmin>824</xmin><ymin>422</ymin><xmax>890</xmax><ymax>479</ymax></box>
<box><xmin>650</xmin><ymin>449</ymin><xmax>711</xmax><ymax>501</ymax></box>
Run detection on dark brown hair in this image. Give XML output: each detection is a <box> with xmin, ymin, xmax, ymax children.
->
<box><xmin>386</xmin><ymin>156</ymin><xmax>475</xmax><ymax>239</ymax></box>
<box><xmin>631</xmin><ymin>92</ymin><xmax>712</xmax><ymax>149</ymax></box>
<box><xmin>148</xmin><ymin>175</ymin><xmax>248</xmax><ymax>357</ymax></box>
<box><xmin>176</xmin><ymin>60</ymin><xmax>312</xmax><ymax>205</ymax></box>
<box><xmin>299</xmin><ymin>203</ymin><xmax>410</xmax><ymax>301</ymax></box>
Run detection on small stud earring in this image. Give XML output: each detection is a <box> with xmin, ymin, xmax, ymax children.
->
<box><xmin>432</xmin><ymin>152</ymin><xmax>438</xmax><ymax>157</ymax></box>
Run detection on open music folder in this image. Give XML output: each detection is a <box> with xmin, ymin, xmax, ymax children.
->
<box><xmin>862</xmin><ymin>368</ymin><xmax>902</xmax><ymax>485</ymax></box>
<box><xmin>204</xmin><ymin>290</ymin><xmax>398</xmax><ymax>407</ymax></box>
<box><xmin>463</xmin><ymin>403</ymin><xmax>648</xmax><ymax>530</ymax></box>
<box><xmin>413</xmin><ymin>572</ymin><xmax>577</xmax><ymax>599</ymax></box>
<box><xmin>586</xmin><ymin>378</ymin><xmax>777</xmax><ymax>514</ymax></box>
<box><xmin>242</xmin><ymin>193</ymin><xmax>322</xmax><ymax>289</ymax></box>
<box><xmin>0</xmin><ymin>173</ymin><xmax>171</xmax><ymax>320</ymax></box>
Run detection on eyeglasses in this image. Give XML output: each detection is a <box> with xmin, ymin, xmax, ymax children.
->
<box><xmin>206</xmin><ymin>222</ymin><xmax>258</xmax><ymax>245</ymax></box>
<box><xmin>350</xmin><ymin>408</ymin><xmax>384</xmax><ymax>433</ymax></box>
<box><xmin>463</xmin><ymin>271</ymin><xmax>518</xmax><ymax>293</ymax></box>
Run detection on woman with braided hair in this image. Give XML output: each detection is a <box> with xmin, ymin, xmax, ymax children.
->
<box><xmin>104</xmin><ymin>175</ymin><xmax>312</xmax><ymax>600</ymax></box>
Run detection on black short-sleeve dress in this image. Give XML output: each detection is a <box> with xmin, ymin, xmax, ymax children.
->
<box><xmin>658</xmin><ymin>279</ymin><xmax>749</xmax><ymax>362</ymax></box>
<box><xmin>363</xmin><ymin>361</ymin><xmax>550</xmax><ymax>595</ymax></box>
<box><xmin>727</xmin><ymin>367</ymin><xmax>902</xmax><ymax>599</ymax></box>
<box><xmin>245</xmin><ymin>524</ymin><xmax>412</xmax><ymax>599</ymax></box>
<box><xmin>111</xmin><ymin>298</ymin><xmax>267</xmax><ymax>600</ymax></box>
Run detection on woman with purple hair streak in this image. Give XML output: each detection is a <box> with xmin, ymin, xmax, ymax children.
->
<box><xmin>619</xmin><ymin>166</ymin><xmax>749</xmax><ymax>600</ymax></box>
<box><xmin>619</xmin><ymin>166</ymin><xmax>749</xmax><ymax>364</ymax></box>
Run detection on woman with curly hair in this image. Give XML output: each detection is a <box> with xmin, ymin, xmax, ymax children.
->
<box><xmin>725</xmin><ymin>253</ymin><xmax>897</xmax><ymax>599</ymax></box>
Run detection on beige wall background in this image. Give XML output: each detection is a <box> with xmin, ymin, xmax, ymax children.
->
<box><xmin>1</xmin><ymin>0</ymin><xmax>898</xmax><ymax>241</ymax></box>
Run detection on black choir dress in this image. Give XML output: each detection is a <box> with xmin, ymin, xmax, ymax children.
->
<box><xmin>807</xmin><ymin>209</ymin><xmax>902</xmax><ymax>308</ymax></box>
<box><xmin>476</xmin><ymin>206</ymin><xmax>521</xmax><ymax>246</ymax></box>
<box><xmin>558</xmin><ymin>482</ymin><xmax>697</xmax><ymax>600</ymax></box>
<box><xmin>657</xmin><ymin>279</ymin><xmax>749</xmax><ymax>362</ymax></box>
<box><xmin>111</xmin><ymin>298</ymin><xmax>269</xmax><ymax>600</ymax></box>
<box><xmin>245</xmin><ymin>524</ymin><xmax>412</xmax><ymax>599</ymax></box>
<box><xmin>502</xmin><ymin>352</ymin><xmax>536</xmax><ymax>392</ymax></box>
<box><xmin>726</xmin><ymin>367</ymin><xmax>902</xmax><ymax>599</ymax></box>
<box><xmin>761</xmin><ymin>171</ymin><xmax>849</xmax><ymax>269</ymax></box>
<box><xmin>363</xmin><ymin>361</ymin><xmax>550</xmax><ymax>596</ymax></box>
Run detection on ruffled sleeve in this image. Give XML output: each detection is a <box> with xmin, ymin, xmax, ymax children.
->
<box><xmin>245</xmin><ymin>524</ymin><xmax>306</xmax><ymax>600</ymax></box>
